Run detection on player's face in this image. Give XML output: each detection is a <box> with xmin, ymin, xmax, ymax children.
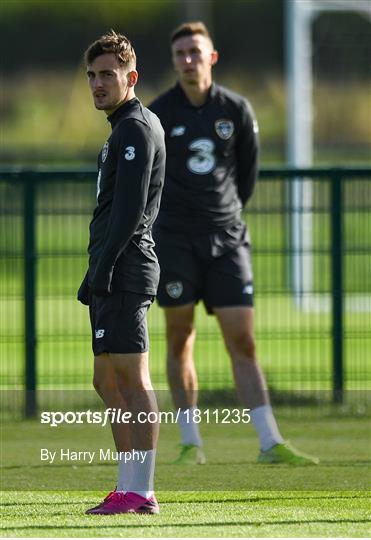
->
<box><xmin>87</xmin><ymin>53</ymin><xmax>137</xmax><ymax>115</ymax></box>
<box><xmin>171</xmin><ymin>34</ymin><xmax>218</xmax><ymax>85</ymax></box>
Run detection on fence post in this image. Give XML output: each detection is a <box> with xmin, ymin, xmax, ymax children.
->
<box><xmin>23</xmin><ymin>176</ymin><xmax>37</xmax><ymax>417</ymax></box>
<box><xmin>330</xmin><ymin>173</ymin><xmax>344</xmax><ymax>403</ymax></box>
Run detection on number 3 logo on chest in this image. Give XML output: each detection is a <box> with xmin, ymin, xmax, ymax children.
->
<box><xmin>187</xmin><ymin>138</ymin><xmax>216</xmax><ymax>175</ymax></box>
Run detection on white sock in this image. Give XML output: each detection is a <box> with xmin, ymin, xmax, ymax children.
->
<box><xmin>126</xmin><ymin>449</ymin><xmax>156</xmax><ymax>499</ymax></box>
<box><xmin>117</xmin><ymin>453</ymin><xmax>132</xmax><ymax>493</ymax></box>
<box><xmin>177</xmin><ymin>406</ymin><xmax>202</xmax><ymax>447</ymax></box>
<box><xmin>250</xmin><ymin>404</ymin><xmax>284</xmax><ymax>451</ymax></box>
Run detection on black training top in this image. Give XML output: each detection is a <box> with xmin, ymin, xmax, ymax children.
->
<box><xmin>87</xmin><ymin>97</ymin><xmax>165</xmax><ymax>296</ymax></box>
<box><xmin>149</xmin><ymin>83</ymin><xmax>258</xmax><ymax>233</ymax></box>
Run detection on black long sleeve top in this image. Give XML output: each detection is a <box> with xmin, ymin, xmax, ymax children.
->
<box><xmin>87</xmin><ymin>98</ymin><xmax>165</xmax><ymax>296</ymax></box>
<box><xmin>149</xmin><ymin>83</ymin><xmax>259</xmax><ymax>233</ymax></box>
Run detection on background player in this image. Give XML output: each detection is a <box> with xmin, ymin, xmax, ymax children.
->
<box><xmin>149</xmin><ymin>21</ymin><xmax>318</xmax><ymax>466</ymax></box>
<box><xmin>78</xmin><ymin>30</ymin><xmax>165</xmax><ymax>514</ymax></box>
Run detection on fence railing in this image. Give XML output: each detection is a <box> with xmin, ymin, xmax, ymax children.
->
<box><xmin>1</xmin><ymin>166</ymin><xmax>370</xmax><ymax>416</ymax></box>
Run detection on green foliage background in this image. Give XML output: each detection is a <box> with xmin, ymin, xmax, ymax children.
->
<box><xmin>1</xmin><ymin>0</ymin><xmax>370</xmax><ymax>164</ymax></box>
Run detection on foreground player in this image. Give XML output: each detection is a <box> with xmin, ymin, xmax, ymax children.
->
<box><xmin>78</xmin><ymin>30</ymin><xmax>165</xmax><ymax>514</ymax></box>
<box><xmin>149</xmin><ymin>22</ymin><xmax>318</xmax><ymax>466</ymax></box>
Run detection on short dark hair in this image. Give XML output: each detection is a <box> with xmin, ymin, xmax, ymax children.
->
<box><xmin>171</xmin><ymin>21</ymin><xmax>214</xmax><ymax>46</ymax></box>
<box><xmin>84</xmin><ymin>29</ymin><xmax>136</xmax><ymax>70</ymax></box>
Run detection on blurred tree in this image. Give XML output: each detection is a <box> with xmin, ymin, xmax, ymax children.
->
<box><xmin>1</xmin><ymin>0</ymin><xmax>369</xmax><ymax>164</ymax></box>
<box><xmin>0</xmin><ymin>0</ymin><xmax>178</xmax><ymax>76</ymax></box>
<box><xmin>1</xmin><ymin>0</ymin><xmax>370</xmax><ymax>81</ymax></box>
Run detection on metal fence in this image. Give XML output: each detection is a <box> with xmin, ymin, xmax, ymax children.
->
<box><xmin>1</xmin><ymin>167</ymin><xmax>370</xmax><ymax>416</ymax></box>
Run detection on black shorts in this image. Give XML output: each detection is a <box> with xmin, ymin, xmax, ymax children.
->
<box><xmin>153</xmin><ymin>222</ymin><xmax>254</xmax><ymax>313</ymax></box>
<box><xmin>89</xmin><ymin>291</ymin><xmax>153</xmax><ymax>356</ymax></box>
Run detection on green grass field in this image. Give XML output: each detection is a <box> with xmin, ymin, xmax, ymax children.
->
<box><xmin>1</xmin><ymin>174</ymin><xmax>370</xmax><ymax>536</ymax></box>
<box><xmin>1</xmin><ymin>414</ymin><xmax>370</xmax><ymax>537</ymax></box>
<box><xmin>2</xmin><ymin>491</ymin><xmax>370</xmax><ymax>538</ymax></box>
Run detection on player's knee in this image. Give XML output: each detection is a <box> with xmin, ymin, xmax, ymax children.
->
<box><xmin>167</xmin><ymin>325</ymin><xmax>195</xmax><ymax>357</ymax></box>
<box><xmin>92</xmin><ymin>374</ymin><xmax>117</xmax><ymax>399</ymax></box>
<box><xmin>123</xmin><ymin>373</ymin><xmax>152</xmax><ymax>393</ymax></box>
<box><xmin>227</xmin><ymin>331</ymin><xmax>256</xmax><ymax>360</ymax></box>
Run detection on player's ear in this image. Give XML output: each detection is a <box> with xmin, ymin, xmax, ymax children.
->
<box><xmin>127</xmin><ymin>70</ymin><xmax>138</xmax><ymax>87</ymax></box>
<box><xmin>211</xmin><ymin>49</ymin><xmax>218</xmax><ymax>66</ymax></box>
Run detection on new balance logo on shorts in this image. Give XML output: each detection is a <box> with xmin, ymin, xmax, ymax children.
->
<box><xmin>95</xmin><ymin>329</ymin><xmax>105</xmax><ymax>339</ymax></box>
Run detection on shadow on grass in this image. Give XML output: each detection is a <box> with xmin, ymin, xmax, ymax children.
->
<box><xmin>2</xmin><ymin>493</ymin><xmax>370</xmax><ymax>506</ymax></box>
<box><xmin>2</xmin><ymin>518</ymin><xmax>371</xmax><ymax>532</ymax></box>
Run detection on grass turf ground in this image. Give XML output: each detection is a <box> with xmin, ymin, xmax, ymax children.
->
<box><xmin>1</xmin><ymin>413</ymin><xmax>370</xmax><ymax>536</ymax></box>
<box><xmin>1</xmin><ymin>490</ymin><xmax>370</xmax><ymax>538</ymax></box>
